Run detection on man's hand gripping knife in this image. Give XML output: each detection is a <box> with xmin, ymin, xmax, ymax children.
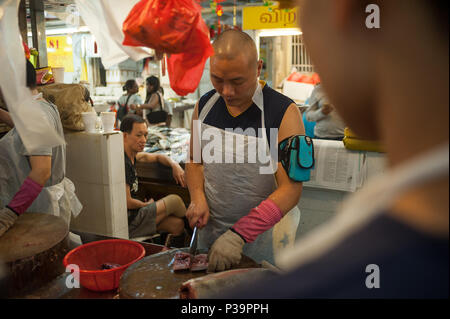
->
<box><xmin>207</xmin><ymin>199</ymin><xmax>283</xmax><ymax>272</ymax></box>
<box><xmin>0</xmin><ymin>177</ymin><xmax>43</xmax><ymax>236</ymax></box>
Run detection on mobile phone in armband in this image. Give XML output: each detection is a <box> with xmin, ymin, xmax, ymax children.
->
<box><xmin>278</xmin><ymin>135</ymin><xmax>315</xmax><ymax>182</ymax></box>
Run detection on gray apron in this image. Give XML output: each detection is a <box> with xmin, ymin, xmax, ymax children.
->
<box><xmin>197</xmin><ymin>84</ymin><xmax>301</xmax><ymax>265</ymax></box>
<box><xmin>0</xmin><ymin>123</ymin><xmax>82</xmax><ymax>227</ymax></box>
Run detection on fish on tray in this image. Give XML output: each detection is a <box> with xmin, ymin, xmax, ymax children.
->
<box><xmin>173</xmin><ymin>251</ymin><xmax>191</xmax><ymax>271</ymax></box>
<box><xmin>190</xmin><ymin>254</ymin><xmax>208</xmax><ymax>272</ymax></box>
<box><xmin>172</xmin><ymin>251</ymin><xmax>208</xmax><ymax>272</ymax></box>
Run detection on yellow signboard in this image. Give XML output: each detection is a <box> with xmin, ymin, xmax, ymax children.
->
<box><xmin>243</xmin><ymin>5</ymin><xmax>298</xmax><ymax>30</ymax></box>
<box><xmin>46</xmin><ymin>36</ymin><xmax>74</xmax><ymax>72</ymax></box>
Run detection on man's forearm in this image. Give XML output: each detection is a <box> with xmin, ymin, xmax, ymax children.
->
<box><xmin>185</xmin><ymin>163</ymin><xmax>206</xmax><ymax>201</ymax></box>
<box><xmin>157</xmin><ymin>154</ymin><xmax>177</xmax><ymax>168</ymax></box>
<box><xmin>267</xmin><ymin>183</ymin><xmax>303</xmax><ymax>215</ymax></box>
<box><xmin>231</xmin><ymin>183</ymin><xmax>302</xmax><ymax>243</ymax></box>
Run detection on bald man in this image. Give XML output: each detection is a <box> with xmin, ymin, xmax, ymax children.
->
<box><xmin>185</xmin><ymin>30</ymin><xmax>305</xmax><ymax>272</ymax></box>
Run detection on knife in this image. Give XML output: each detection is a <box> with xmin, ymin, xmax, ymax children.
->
<box><xmin>189</xmin><ymin>226</ymin><xmax>198</xmax><ymax>255</ymax></box>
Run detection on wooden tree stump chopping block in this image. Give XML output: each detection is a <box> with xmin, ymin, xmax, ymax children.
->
<box><xmin>0</xmin><ymin>213</ymin><xmax>70</xmax><ymax>297</ymax></box>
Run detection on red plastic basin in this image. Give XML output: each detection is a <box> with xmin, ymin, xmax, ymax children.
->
<box><xmin>63</xmin><ymin>239</ymin><xmax>145</xmax><ymax>292</ymax></box>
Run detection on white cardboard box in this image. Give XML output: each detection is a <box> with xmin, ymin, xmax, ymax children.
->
<box><xmin>65</xmin><ymin>131</ymin><xmax>129</xmax><ymax>238</ymax></box>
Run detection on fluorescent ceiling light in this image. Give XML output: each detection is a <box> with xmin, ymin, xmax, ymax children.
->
<box><xmin>27</xmin><ymin>26</ymin><xmax>90</xmax><ymax>37</ymax></box>
<box><xmin>259</xmin><ymin>28</ymin><xmax>302</xmax><ymax>37</ymax></box>
<box><xmin>77</xmin><ymin>26</ymin><xmax>90</xmax><ymax>33</ymax></box>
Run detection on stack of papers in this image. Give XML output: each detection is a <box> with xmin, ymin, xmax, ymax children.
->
<box><xmin>305</xmin><ymin>139</ymin><xmax>365</xmax><ymax>192</ymax></box>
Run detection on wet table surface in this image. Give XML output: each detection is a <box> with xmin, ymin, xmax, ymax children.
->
<box><xmin>119</xmin><ymin>248</ymin><xmax>259</xmax><ymax>299</ymax></box>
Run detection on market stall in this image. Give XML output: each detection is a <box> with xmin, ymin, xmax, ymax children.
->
<box><xmin>0</xmin><ymin>0</ymin><xmax>390</xmax><ymax>302</ymax></box>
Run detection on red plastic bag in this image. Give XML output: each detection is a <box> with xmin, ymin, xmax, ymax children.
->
<box><xmin>166</xmin><ymin>1</ymin><xmax>213</xmax><ymax>96</ymax></box>
<box><xmin>122</xmin><ymin>0</ymin><xmax>213</xmax><ymax>96</ymax></box>
<box><xmin>166</xmin><ymin>50</ymin><xmax>210</xmax><ymax>96</ymax></box>
<box><xmin>123</xmin><ymin>0</ymin><xmax>205</xmax><ymax>55</ymax></box>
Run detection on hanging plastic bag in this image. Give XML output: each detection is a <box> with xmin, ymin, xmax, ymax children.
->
<box><xmin>75</xmin><ymin>0</ymin><xmax>153</xmax><ymax>68</ymax></box>
<box><xmin>166</xmin><ymin>2</ymin><xmax>214</xmax><ymax>96</ymax></box>
<box><xmin>166</xmin><ymin>51</ymin><xmax>210</xmax><ymax>96</ymax></box>
<box><xmin>0</xmin><ymin>0</ymin><xmax>64</xmax><ymax>153</ymax></box>
<box><xmin>123</xmin><ymin>0</ymin><xmax>202</xmax><ymax>54</ymax></box>
<box><xmin>122</xmin><ymin>0</ymin><xmax>214</xmax><ymax>95</ymax></box>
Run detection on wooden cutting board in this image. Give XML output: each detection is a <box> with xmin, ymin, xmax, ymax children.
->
<box><xmin>119</xmin><ymin>248</ymin><xmax>260</xmax><ymax>299</ymax></box>
<box><xmin>0</xmin><ymin>213</ymin><xmax>69</xmax><ymax>297</ymax></box>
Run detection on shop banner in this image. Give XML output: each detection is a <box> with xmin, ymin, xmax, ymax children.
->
<box><xmin>47</xmin><ymin>36</ymin><xmax>74</xmax><ymax>73</ymax></box>
<box><xmin>243</xmin><ymin>5</ymin><xmax>298</xmax><ymax>30</ymax></box>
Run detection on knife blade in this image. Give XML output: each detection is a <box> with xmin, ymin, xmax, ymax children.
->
<box><xmin>189</xmin><ymin>226</ymin><xmax>198</xmax><ymax>256</ymax></box>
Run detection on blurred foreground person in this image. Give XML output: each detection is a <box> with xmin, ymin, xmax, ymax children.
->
<box><xmin>224</xmin><ymin>0</ymin><xmax>448</xmax><ymax>298</ymax></box>
<box><xmin>0</xmin><ymin>60</ymin><xmax>82</xmax><ymax>236</ymax></box>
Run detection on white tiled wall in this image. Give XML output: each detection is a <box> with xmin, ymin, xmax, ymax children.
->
<box><xmin>295</xmin><ymin>151</ymin><xmax>386</xmax><ymax>240</ymax></box>
<box><xmin>296</xmin><ymin>188</ymin><xmax>348</xmax><ymax>240</ymax></box>
<box><xmin>65</xmin><ymin>131</ymin><xmax>129</xmax><ymax>238</ymax></box>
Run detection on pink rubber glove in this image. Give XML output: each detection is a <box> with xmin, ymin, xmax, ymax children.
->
<box><xmin>232</xmin><ymin>199</ymin><xmax>283</xmax><ymax>243</ymax></box>
<box><xmin>7</xmin><ymin>177</ymin><xmax>43</xmax><ymax>215</ymax></box>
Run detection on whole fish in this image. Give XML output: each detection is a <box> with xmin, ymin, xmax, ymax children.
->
<box><xmin>179</xmin><ymin>268</ymin><xmax>271</xmax><ymax>299</ymax></box>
